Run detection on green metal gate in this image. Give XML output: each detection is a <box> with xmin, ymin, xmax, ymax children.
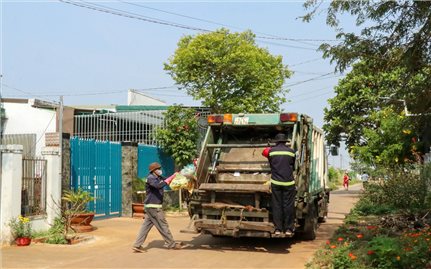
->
<box><xmin>70</xmin><ymin>137</ymin><xmax>122</xmax><ymax>219</ymax></box>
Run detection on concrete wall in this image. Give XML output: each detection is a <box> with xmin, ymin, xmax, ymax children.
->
<box><xmin>3</xmin><ymin>102</ymin><xmax>56</xmax><ymax>156</ymax></box>
<box><xmin>0</xmin><ymin>145</ymin><xmax>23</xmax><ymax>244</ymax></box>
<box><xmin>0</xmin><ymin>145</ymin><xmax>62</xmax><ymax>245</ymax></box>
<box><xmin>121</xmin><ymin>142</ymin><xmax>138</xmax><ymax>217</ymax></box>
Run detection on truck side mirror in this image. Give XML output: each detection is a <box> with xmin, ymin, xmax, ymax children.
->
<box><xmin>330</xmin><ymin>146</ymin><xmax>338</xmax><ymax>156</ymax></box>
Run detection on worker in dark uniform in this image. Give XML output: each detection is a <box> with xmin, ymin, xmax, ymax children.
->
<box><xmin>262</xmin><ymin>133</ymin><xmax>296</xmax><ymax>237</ymax></box>
<box><xmin>132</xmin><ymin>162</ymin><xmax>182</xmax><ymax>252</ymax></box>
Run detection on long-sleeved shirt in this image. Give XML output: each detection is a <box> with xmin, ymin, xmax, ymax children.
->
<box><xmin>144</xmin><ymin>173</ymin><xmax>167</xmax><ymax>208</ymax></box>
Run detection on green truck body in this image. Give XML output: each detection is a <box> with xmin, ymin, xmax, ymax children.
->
<box><xmin>186</xmin><ymin>113</ymin><xmax>329</xmax><ymax>239</ymax></box>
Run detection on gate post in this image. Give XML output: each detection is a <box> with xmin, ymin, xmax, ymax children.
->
<box><xmin>42</xmin><ymin>147</ymin><xmax>61</xmax><ymax>226</ymax></box>
<box><xmin>121</xmin><ymin>142</ymin><xmax>138</xmax><ymax>217</ymax></box>
<box><xmin>0</xmin><ymin>145</ymin><xmax>23</xmax><ymax>245</ymax></box>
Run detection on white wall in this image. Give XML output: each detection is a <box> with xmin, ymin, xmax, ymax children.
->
<box><xmin>3</xmin><ymin>102</ymin><xmax>56</xmax><ymax>156</ymax></box>
<box><xmin>128</xmin><ymin>90</ymin><xmax>167</xmax><ymax>106</ymax></box>
<box><xmin>0</xmin><ymin>145</ymin><xmax>61</xmax><ymax>245</ymax></box>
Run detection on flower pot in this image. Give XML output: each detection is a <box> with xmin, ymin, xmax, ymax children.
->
<box><xmin>15</xmin><ymin>237</ymin><xmax>31</xmax><ymax>246</ymax></box>
<box><xmin>132</xmin><ymin>203</ymin><xmax>145</xmax><ymax>218</ymax></box>
<box><xmin>70</xmin><ymin>213</ymin><xmax>95</xmax><ymax>233</ymax></box>
<box><xmin>71</xmin><ymin>213</ymin><xmax>94</xmax><ymax>226</ymax></box>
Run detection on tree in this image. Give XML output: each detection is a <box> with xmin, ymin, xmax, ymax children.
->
<box><xmin>304</xmin><ymin>1</ymin><xmax>431</xmax><ymax>160</ymax></box>
<box><xmin>303</xmin><ymin>1</ymin><xmax>431</xmax><ymax>115</ymax></box>
<box><xmin>351</xmin><ymin>107</ymin><xmax>420</xmax><ymax>166</ymax></box>
<box><xmin>155</xmin><ymin>105</ymin><xmax>199</xmax><ymax>168</ymax></box>
<box><xmin>164</xmin><ymin>28</ymin><xmax>292</xmax><ymax>113</ymax></box>
<box><xmin>323</xmin><ymin>59</ymin><xmax>426</xmax><ymax>164</ymax></box>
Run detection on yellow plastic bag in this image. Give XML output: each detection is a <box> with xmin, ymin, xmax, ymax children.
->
<box><xmin>169</xmin><ymin>174</ymin><xmax>189</xmax><ymax>191</ymax></box>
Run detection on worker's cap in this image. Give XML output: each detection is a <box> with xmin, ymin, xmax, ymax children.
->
<box><xmin>274</xmin><ymin>133</ymin><xmax>289</xmax><ymax>142</ymax></box>
<box><xmin>149</xmin><ymin>162</ymin><xmax>161</xmax><ymax>173</ymax></box>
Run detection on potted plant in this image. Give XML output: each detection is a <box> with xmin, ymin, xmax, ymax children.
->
<box><xmin>62</xmin><ymin>188</ymin><xmax>95</xmax><ymax>233</ymax></box>
<box><xmin>9</xmin><ymin>215</ymin><xmax>32</xmax><ymax>246</ymax></box>
<box><xmin>132</xmin><ymin>178</ymin><xmax>146</xmax><ymax>218</ymax></box>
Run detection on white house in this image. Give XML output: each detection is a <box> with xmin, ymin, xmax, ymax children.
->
<box><xmin>1</xmin><ymin>98</ymin><xmax>58</xmax><ymax>156</ymax></box>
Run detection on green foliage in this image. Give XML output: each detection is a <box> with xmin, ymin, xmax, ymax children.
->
<box><xmin>304</xmin><ymin>1</ymin><xmax>431</xmax><ymax>161</ymax></box>
<box><xmin>307</xmin><ymin>216</ymin><xmax>431</xmax><ymax>269</ymax></box>
<box><xmin>367</xmin><ymin>236</ymin><xmax>402</xmax><ymax>269</ymax></box>
<box><xmin>62</xmin><ymin>188</ymin><xmax>93</xmax><ymax>213</ymax></box>
<box><xmin>8</xmin><ymin>215</ymin><xmax>32</xmax><ymax>238</ymax></box>
<box><xmin>132</xmin><ymin>177</ymin><xmax>146</xmax><ymax>203</ymax></box>
<box><xmin>355</xmin><ymin>166</ymin><xmax>429</xmax><ymax>215</ymax></box>
<box><xmin>351</xmin><ymin>108</ymin><xmax>419</xmax><ymax>166</ymax></box>
<box><xmin>164</xmin><ymin>28</ymin><xmax>291</xmax><ymax>113</ymax></box>
<box><xmin>328</xmin><ymin>166</ymin><xmax>342</xmax><ymax>189</ymax></box>
<box><xmin>354</xmin><ymin>197</ymin><xmax>395</xmax><ymax>216</ymax></box>
<box><xmin>331</xmin><ymin>245</ymin><xmax>357</xmax><ymax>269</ymax></box>
<box><xmin>303</xmin><ymin>1</ymin><xmax>431</xmax><ymax>115</ymax></box>
<box><xmin>45</xmin><ymin>218</ymin><xmax>68</xmax><ymax>244</ymax></box>
<box><xmin>155</xmin><ymin>105</ymin><xmax>200</xmax><ymax>167</ymax></box>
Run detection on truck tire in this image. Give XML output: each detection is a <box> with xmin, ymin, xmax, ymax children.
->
<box><xmin>302</xmin><ymin>203</ymin><xmax>318</xmax><ymax>240</ymax></box>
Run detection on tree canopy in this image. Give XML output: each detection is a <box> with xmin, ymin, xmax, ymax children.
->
<box><xmin>164</xmin><ymin>28</ymin><xmax>292</xmax><ymax>113</ymax></box>
<box><xmin>304</xmin><ymin>0</ymin><xmax>431</xmax><ymax>164</ymax></box>
<box><xmin>155</xmin><ymin>105</ymin><xmax>199</xmax><ymax>168</ymax></box>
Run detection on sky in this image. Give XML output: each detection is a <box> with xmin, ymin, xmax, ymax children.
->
<box><xmin>1</xmin><ymin>0</ymin><xmax>356</xmax><ymax>169</ymax></box>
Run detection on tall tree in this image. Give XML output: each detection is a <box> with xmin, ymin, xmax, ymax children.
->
<box><xmin>304</xmin><ymin>0</ymin><xmax>431</xmax><ymax>115</ymax></box>
<box><xmin>164</xmin><ymin>28</ymin><xmax>292</xmax><ymax>113</ymax></box>
<box><xmin>304</xmin><ymin>0</ymin><xmax>431</xmax><ymax>157</ymax></box>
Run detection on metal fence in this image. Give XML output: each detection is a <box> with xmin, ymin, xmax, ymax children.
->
<box><xmin>73</xmin><ymin>109</ymin><xmax>211</xmax><ymax>145</ymax></box>
<box><xmin>74</xmin><ymin>111</ymin><xmax>165</xmax><ymax>145</ymax></box>
<box><xmin>22</xmin><ymin>157</ymin><xmax>47</xmax><ymax>216</ymax></box>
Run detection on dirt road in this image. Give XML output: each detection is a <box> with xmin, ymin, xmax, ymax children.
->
<box><xmin>1</xmin><ymin>185</ymin><xmax>361</xmax><ymax>269</ymax></box>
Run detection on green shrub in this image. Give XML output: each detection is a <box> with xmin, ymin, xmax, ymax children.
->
<box><xmin>45</xmin><ymin>218</ymin><xmax>68</xmax><ymax>244</ymax></box>
<box><xmin>132</xmin><ymin>177</ymin><xmax>146</xmax><ymax>203</ymax></box>
<box><xmin>354</xmin><ymin>197</ymin><xmax>395</xmax><ymax>216</ymax></box>
<box><xmin>367</xmin><ymin>236</ymin><xmax>402</xmax><ymax>269</ymax></box>
<box><xmin>358</xmin><ymin>165</ymin><xmax>430</xmax><ymax>214</ymax></box>
<box><xmin>328</xmin><ymin>167</ymin><xmax>343</xmax><ymax>189</ymax></box>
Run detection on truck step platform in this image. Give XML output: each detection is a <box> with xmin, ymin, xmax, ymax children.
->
<box><xmin>199</xmin><ymin>183</ymin><xmax>270</xmax><ymax>193</ymax></box>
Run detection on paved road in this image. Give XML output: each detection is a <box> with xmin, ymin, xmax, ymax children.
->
<box><xmin>1</xmin><ymin>185</ymin><xmax>361</xmax><ymax>269</ymax></box>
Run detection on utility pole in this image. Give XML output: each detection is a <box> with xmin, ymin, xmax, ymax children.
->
<box><xmin>340</xmin><ymin>153</ymin><xmax>343</xmax><ymax>170</ymax></box>
<box><xmin>59</xmin><ymin>96</ymin><xmax>63</xmax><ymax>183</ymax></box>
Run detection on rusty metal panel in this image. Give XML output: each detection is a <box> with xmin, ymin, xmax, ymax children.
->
<box><xmin>202</xmin><ymin>208</ymin><xmax>269</xmax><ymax>219</ymax></box>
<box><xmin>199</xmin><ymin>183</ymin><xmax>270</xmax><ymax>193</ymax></box>
<box><xmin>196</xmin><ymin>219</ymin><xmax>274</xmax><ymax>232</ymax></box>
<box><xmin>216</xmin><ymin>172</ymin><xmax>270</xmax><ymax>184</ymax></box>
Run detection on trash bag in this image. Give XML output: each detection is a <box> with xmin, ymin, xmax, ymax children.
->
<box><xmin>170</xmin><ymin>173</ymin><xmax>190</xmax><ymax>191</ymax></box>
<box><xmin>169</xmin><ymin>163</ymin><xmax>197</xmax><ymax>193</ymax></box>
<box><xmin>180</xmin><ymin>164</ymin><xmax>196</xmax><ymax>176</ymax></box>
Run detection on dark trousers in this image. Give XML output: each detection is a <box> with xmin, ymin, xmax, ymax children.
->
<box><xmin>271</xmin><ymin>184</ymin><xmax>296</xmax><ymax>232</ymax></box>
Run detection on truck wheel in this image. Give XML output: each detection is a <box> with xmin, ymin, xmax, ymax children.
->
<box><xmin>302</xmin><ymin>203</ymin><xmax>318</xmax><ymax>240</ymax></box>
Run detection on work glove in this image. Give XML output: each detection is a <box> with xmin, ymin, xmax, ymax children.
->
<box><xmin>164</xmin><ymin>172</ymin><xmax>177</xmax><ymax>185</ymax></box>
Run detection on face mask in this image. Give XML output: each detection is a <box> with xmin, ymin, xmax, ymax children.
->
<box><xmin>155</xmin><ymin>169</ymin><xmax>163</xmax><ymax>176</ymax></box>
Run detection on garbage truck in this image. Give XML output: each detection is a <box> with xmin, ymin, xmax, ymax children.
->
<box><xmin>185</xmin><ymin>113</ymin><xmax>330</xmax><ymax>240</ymax></box>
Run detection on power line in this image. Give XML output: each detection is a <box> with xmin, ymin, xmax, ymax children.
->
<box><xmin>288</xmin><ymin>86</ymin><xmax>332</xmax><ymax>98</ymax></box>
<box><xmin>1</xmin><ymin>83</ymin><xmax>59</xmax><ymax>103</ymax></box>
<box><xmin>285</xmin><ymin>72</ymin><xmax>341</xmax><ymax>87</ymax></box>
<box><xmin>59</xmin><ymin>0</ymin><xmax>328</xmax><ymax>51</ymax></box>
<box><xmin>291</xmin><ymin>70</ymin><xmax>331</xmax><ymax>75</ymax></box>
<box><xmin>60</xmin><ymin>0</ymin><xmax>211</xmax><ymax>32</ymax></box>
<box><xmin>289</xmin><ymin>57</ymin><xmax>323</xmax><ymax>67</ymax></box>
<box><xmin>2</xmin><ymin>83</ymin><xmax>182</xmax><ymax>97</ymax></box>
<box><xmin>292</xmin><ymin>91</ymin><xmax>333</xmax><ymax>103</ymax></box>
<box><xmin>119</xmin><ymin>0</ymin><xmax>328</xmax><ymax>46</ymax></box>
<box><xmin>258</xmin><ymin>40</ymin><xmax>317</xmax><ymax>51</ymax></box>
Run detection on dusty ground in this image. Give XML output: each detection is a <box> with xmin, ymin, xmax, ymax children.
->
<box><xmin>1</xmin><ymin>185</ymin><xmax>361</xmax><ymax>269</ymax></box>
